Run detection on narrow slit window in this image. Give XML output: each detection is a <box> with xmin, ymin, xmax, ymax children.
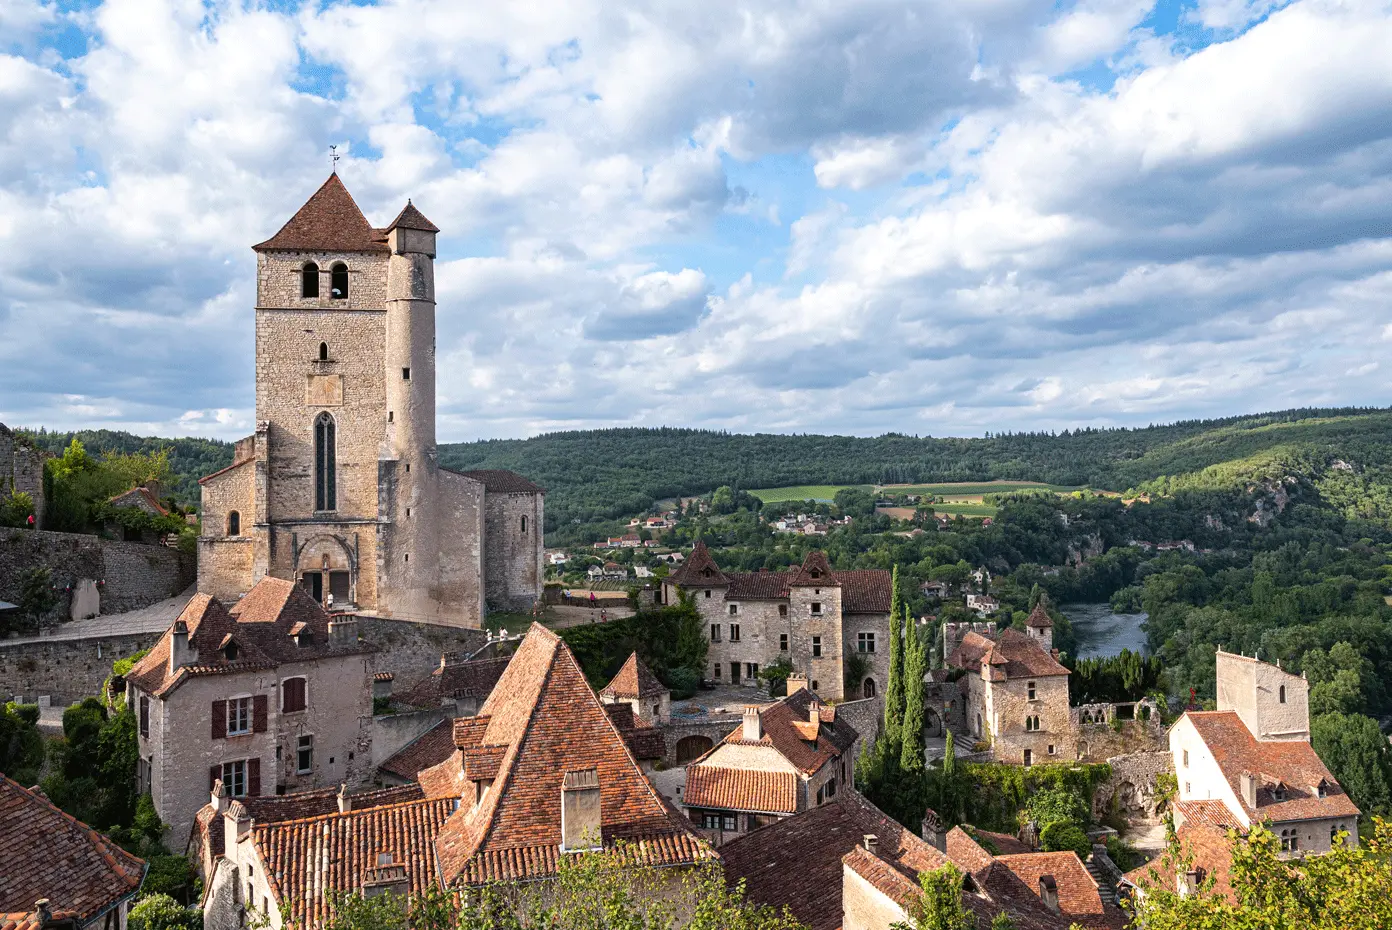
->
<box><xmin>402</xmin><ymin>367</ymin><xmax>411</xmax><ymax>380</ymax></box>
<box><xmin>301</xmin><ymin>262</ymin><xmax>319</xmax><ymax>298</ymax></box>
<box><xmin>330</xmin><ymin>263</ymin><xmax>348</xmax><ymax>299</ymax></box>
<box><xmin>227</xmin><ymin>511</ymin><xmax>240</xmax><ymax>536</ymax></box>
<box><xmin>314</xmin><ymin>412</ymin><xmax>337</xmax><ymax>511</ymax></box>
<box><xmin>319</xmin><ymin>342</ymin><xmax>328</xmax><ymax>361</ymax></box>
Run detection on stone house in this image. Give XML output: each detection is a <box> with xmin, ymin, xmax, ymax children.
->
<box><xmin>0</xmin><ymin>774</ymin><xmax>146</xmax><ymax>930</ymax></box>
<box><xmin>200</xmin><ymin>623</ymin><xmax>714</xmax><ymax>930</ymax></box>
<box><xmin>104</xmin><ymin>486</ymin><xmax>170</xmax><ymax>544</ymax></box>
<box><xmin>662</xmin><ymin>545</ymin><xmax>892</xmax><ymax>703</ymax></box>
<box><xmin>124</xmin><ymin>577</ymin><xmax>376</xmax><ymax>847</ymax></box>
<box><xmin>947</xmin><ymin>605</ymin><xmax>1074</xmax><ymax>764</ymax></box>
<box><xmin>0</xmin><ymin>422</ymin><xmax>46</xmax><ymax>528</ymax></box>
<box><xmin>1169</xmin><ymin>650</ymin><xmax>1359</xmax><ymax>855</ymax></box>
<box><xmin>720</xmin><ymin>789</ymin><xmax>1124</xmax><ymax>930</ymax></box>
<box><xmin>682</xmin><ymin>685</ymin><xmax>859</xmax><ymax>843</ymax></box>
<box><xmin>197</xmin><ymin>175</ymin><xmax>544</xmax><ymax>627</ymax></box>
<box><xmin>599</xmin><ymin>652</ymin><xmax>670</xmax><ymax>725</ymax></box>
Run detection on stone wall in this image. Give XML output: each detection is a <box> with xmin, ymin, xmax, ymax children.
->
<box><xmin>1092</xmin><ymin>751</ymin><xmax>1174</xmax><ymax>823</ymax></box>
<box><xmin>481</xmin><ymin>490</ymin><xmax>544</xmax><ymax>611</ymax></box>
<box><xmin>0</xmin><ymin>423</ymin><xmax>46</xmax><ymax>528</ymax></box>
<box><xmin>0</xmin><ymin>527</ymin><xmax>195</xmax><ymax>618</ymax></box>
<box><xmin>837</xmin><ymin>695</ymin><xmax>883</xmax><ymax>752</ymax></box>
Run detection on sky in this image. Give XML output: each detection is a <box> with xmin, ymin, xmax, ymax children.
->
<box><xmin>1</xmin><ymin>0</ymin><xmax>1391</xmax><ymax>444</ymax></box>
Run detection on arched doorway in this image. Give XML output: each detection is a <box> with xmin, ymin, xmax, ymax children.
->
<box><xmin>862</xmin><ymin>677</ymin><xmax>877</xmax><ymax>699</ymax></box>
<box><xmin>924</xmin><ymin>707</ymin><xmax>944</xmax><ymax>738</ymax></box>
<box><xmin>675</xmin><ymin>735</ymin><xmax>714</xmax><ymax>764</ymax></box>
<box><xmin>296</xmin><ymin>533</ymin><xmax>355</xmax><ymax>608</ymax></box>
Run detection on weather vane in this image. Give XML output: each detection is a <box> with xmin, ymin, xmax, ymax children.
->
<box><xmin>330</xmin><ymin>144</ymin><xmax>340</xmax><ymax>173</ymax></box>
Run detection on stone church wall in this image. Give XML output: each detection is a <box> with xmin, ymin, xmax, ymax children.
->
<box><xmin>198</xmin><ymin>460</ymin><xmax>256</xmax><ymax>602</ymax></box>
<box><xmin>481</xmin><ymin>491</ymin><xmax>544</xmax><ymax>611</ymax></box>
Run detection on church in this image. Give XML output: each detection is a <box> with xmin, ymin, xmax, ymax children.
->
<box><xmin>197</xmin><ymin>174</ymin><xmax>543</xmax><ymax>628</ymax></box>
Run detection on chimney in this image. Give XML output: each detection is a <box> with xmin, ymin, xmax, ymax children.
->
<box><xmin>1240</xmin><ymin>771</ymin><xmax>1258</xmax><ymax>809</ymax></box>
<box><xmin>337</xmin><ymin>783</ymin><xmax>351</xmax><ymax>814</ymax></box>
<box><xmin>328</xmin><ymin>616</ymin><xmax>358</xmax><ymax>648</ymax></box>
<box><xmin>223</xmin><ymin>803</ymin><xmax>251</xmax><ymax>861</ymax></box>
<box><xmin>809</xmin><ymin>701</ymin><xmax>821</xmax><ymax>725</ymax></box>
<box><xmin>1179</xmin><ymin>869</ymin><xmax>1200</xmax><ymax>897</ymax></box>
<box><xmin>1038</xmin><ymin>875</ymin><xmax>1059</xmax><ymax>913</ymax></box>
<box><xmin>211</xmin><ymin>778</ymin><xmax>228</xmax><ymax>814</ymax></box>
<box><xmin>560</xmin><ymin>768</ymin><xmax>602</xmax><ymax>852</ymax></box>
<box><xmin>921</xmin><ymin>808</ymin><xmax>945</xmax><ymax>852</ymax></box>
<box><xmin>35</xmin><ymin>900</ymin><xmax>51</xmax><ymax>928</ymax></box>
<box><xmin>169</xmin><ymin>620</ymin><xmax>192</xmax><ymax>674</ymax></box>
<box><xmin>786</xmin><ymin>673</ymin><xmax>809</xmax><ymax>695</ymax></box>
<box><xmin>742</xmin><ymin>706</ymin><xmax>763</xmax><ymax>742</ymax></box>
<box><xmin>862</xmin><ymin>834</ymin><xmax>878</xmax><ymax>854</ymax></box>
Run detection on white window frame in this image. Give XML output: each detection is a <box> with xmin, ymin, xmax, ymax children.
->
<box><xmin>223</xmin><ymin>759</ymin><xmax>248</xmax><ymax>797</ymax></box>
<box><xmin>296</xmin><ymin>734</ymin><xmax>314</xmax><ymax>774</ymax></box>
<box><xmin>857</xmin><ymin>631</ymin><xmax>876</xmax><ymax>654</ymax></box>
<box><xmin>228</xmin><ymin>695</ymin><xmax>253</xmax><ymax>736</ymax></box>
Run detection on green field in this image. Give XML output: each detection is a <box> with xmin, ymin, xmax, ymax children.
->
<box><xmin>932</xmin><ymin>502</ymin><xmax>1000</xmax><ymax>518</ymax></box>
<box><xmin>881</xmin><ymin>481</ymin><xmax>1081</xmax><ymax>496</ymax></box>
<box><xmin>748</xmin><ymin>484</ymin><xmax>868</xmax><ymax>503</ymax></box>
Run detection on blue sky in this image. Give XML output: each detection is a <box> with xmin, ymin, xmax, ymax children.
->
<box><xmin>1</xmin><ymin>0</ymin><xmax>1390</xmax><ymax>442</ymax></box>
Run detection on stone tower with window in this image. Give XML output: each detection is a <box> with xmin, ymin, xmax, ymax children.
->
<box><xmin>197</xmin><ymin>174</ymin><xmax>544</xmax><ymax>626</ymax></box>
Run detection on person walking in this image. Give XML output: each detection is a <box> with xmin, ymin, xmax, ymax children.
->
<box><xmin>589</xmin><ymin>591</ymin><xmax>597</xmax><ymax>609</ymax></box>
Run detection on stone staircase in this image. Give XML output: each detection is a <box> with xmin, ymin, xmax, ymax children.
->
<box><xmin>1087</xmin><ymin>846</ymin><xmax>1122</xmax><ymax>906</ymax></box>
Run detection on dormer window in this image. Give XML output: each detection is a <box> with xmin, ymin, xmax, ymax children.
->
<box><xmin>330</xmin><ymin>263</ymin><xmax>349</xmax><ymax>300</ymax></box>
<box><xmin>222</xmin><ymin>640</ymin><xmax>240</xmax><ymax>662</ymax></box>
<box><xmin>1271</xmin><ymin>784</ymin><xmax>1287</xmax><ymax>802</ymax></box>
<box><xmin>1316</xmin><ymin>781</ymin><xmax>1329</xmax><ymax>799</ymax></box>
<box><xmin>301</xmin><ymin>262</ymin><xmax>319</xmax><ymax>298</ymax></box>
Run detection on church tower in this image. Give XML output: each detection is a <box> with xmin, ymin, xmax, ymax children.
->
<box><xmin>196</xmin><ymin>174</ymin><xmax>545</xmax><ymax>627</ymax></box>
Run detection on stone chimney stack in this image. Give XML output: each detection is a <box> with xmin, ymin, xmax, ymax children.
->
<box><xmin>1240</xmin><ymin>771</ymin><xmax>1258</xmax><ymax>809</ymax></box>
<box><xmin>169</xmin><ymin>620</ymin><xmax>192</xmax><ymax>674</ymax></box>
<box><xmin>328</xmin><ymin>616</ymin><xmax>358</xmax><ymax>648</ymax></box>
<box><xmin>1038</xmin><ymin>875</ymin><xmax>1059</xmax><ymax>913</ymax></box>
<box><xmin>862</xmin><ymin>834</ymin><xmax>878</xmax><ymax>854</ymax></box>
<box><xmin>786</xmin><ymin>673</ymin><xmax>809</xmax><ymax>694</ymax></box>
<box><xmin>560</xmin><ymin>768</ymin><xmax>602</xmax><ymax>852</ymax></box>
<box><xmin>742</xmin><ymin>706</ymin><xmax>763</xmax><ymax>742</ymax></box>
<box><xmin>35</xmin><ymin>900</ymin><xmax>51</xmax><ymax>928</ymax></box>
<box><xmin>921</xmin><ymin>808</ymin><xmax>945</xmax><ymax>852</ymax></box>
<box><xmin>211</xmin><ymin>778</ymin><xmax>228</xmax><ymax>814</ymax></box>
<box><xmin>337</xmin><ymin>783</ymin><xmax>351</xmax><ymax>814</ymax></box>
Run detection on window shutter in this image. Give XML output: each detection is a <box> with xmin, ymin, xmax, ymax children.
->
<box><xmin>253</xmin><ymin>695</ymin><xmax>268</xmax><ymax>732</ymax></box>
<box><xmin>248</xmin><ymin>758</ymin><xmax>261</xmax><ymax>797</ymax></box>
<box><xmin>212</xmin><ymin>700</ymin><xmax>227</xmax><ymax>739</ymax></box>
<box><xmin>209</xmin><ymin>765</ymin><xmax>221</xmax><ymax>791</ymax></box>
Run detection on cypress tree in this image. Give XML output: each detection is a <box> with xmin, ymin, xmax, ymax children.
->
<box><xmin>884</xmin><ymin>566</ymin><xmax>905</xmax><ymax>748</ymax></box>
<box><xmin>901</xmin><ymin>608</ymin><xmax>926</xmax><ymax>777</ymax></box>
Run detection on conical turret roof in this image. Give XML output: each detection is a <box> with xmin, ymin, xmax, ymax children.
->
<box><xmin>253</xmin><ymin>174</ymin><xmax>389</xmax><ymax>253</ymax></box>
<box><xmin>386</xmin><ymin>200</ymin><xmax>439</xmax><ymax>233</ymax></box>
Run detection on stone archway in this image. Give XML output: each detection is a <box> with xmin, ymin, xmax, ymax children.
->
<box><xmin>295</xmin><ymin>533</ymin><xmax>357</xmax><ymax>608</ymax></box>
<box><xmin>924</xmin><ymin>707</ymin><xmax>944</xmax><ymax>738</ymax></box>
<box><xmin>675</xmin><ymin>735</ymin><xmax>714</xmax><ymax>764</ymax></box>
<box><xmin>862</xmin><ymin>677</ymin><xmax>877</xmax><ymax>699</ymax></box>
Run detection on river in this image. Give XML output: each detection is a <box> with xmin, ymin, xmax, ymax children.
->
<box><xmin>1062</xmin><ymin>602</ymin><xmax>1149</xmax><ymax>660</ymax></box>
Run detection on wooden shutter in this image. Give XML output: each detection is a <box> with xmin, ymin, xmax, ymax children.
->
<box><xmin>212</xmin><ymin>700</ymin><xmax>227</xmax><ymax>739</ymax></box>
<box><xmin>253</xmin><ymin>695</ymin><xmax>268</xmax><ymax>732</ymax></box>
<box><xmin>209</xmin><ymin>765</ymin><xmax>221</xmax><ymax>791</ymax></box>
<box><xmin>282</xmin><ymin>678</ymin><xmax>306</xmax><ymax>713</ymax></box>
<box><xmin>248</xmin><ymin>758</ymin><xmax>261</xmax><ymax>797</ymax></box>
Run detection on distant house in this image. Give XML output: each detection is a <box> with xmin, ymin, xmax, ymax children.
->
<box><xmin>619</xmin><ymin>534</ymin><xmax>642</xmax><ymax>548</ymax></box>
<box><xmin>965</xmin><ymin>593</ymin><xmax>1000</xmax><ymax>616</ymax></box>
<box><xmin>546</xmin><ymin>551</ymin><xmax>568</xmax><ymax>566</ymax></box>
<box><xmin>105</xmin><ymin>486</ymin><xmax>171</xmax><ymax>544</ymax></box>
<box><xmin>634</xmin><ymin>566</ymin><xmax>654</xmax><ymax>579</ymax></box>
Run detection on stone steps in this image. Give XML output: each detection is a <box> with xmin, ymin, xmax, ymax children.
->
<box><xmin>1086</xmin><ymin>855</ymin><xmax>1120</xmax><ymax>906</ymax></box>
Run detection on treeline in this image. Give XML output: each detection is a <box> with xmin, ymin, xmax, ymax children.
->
<box><xmin>22</xmin><ymin>428</ymin><xmax>232</xmax><ymax>507</ymax></box>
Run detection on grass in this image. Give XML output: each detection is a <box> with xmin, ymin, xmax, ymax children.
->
<box><xmin>932</xmin><ymin>502</ymin><xmax>1000</xmax><ymax>518</ymax></box>
<box><xmin>748</xmin><ymin>484</ymin><xmax>868</xmax><ymax>503</ymax></box>
<box><xmin>880</xmin><ymin>481</ymin><xmax>1082</xmax><ymax>496</ymax></box>
<box><xmin>485</xmin><ymin>610</ymin><xmax>547</xmax><ymax>635</ymax></box>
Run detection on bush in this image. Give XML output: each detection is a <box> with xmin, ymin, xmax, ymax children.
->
<box><xmin>1022</xmin><ymin>786</ymin><xmax>1090</xmax><ymax>831</ymax></box>
<box><xmin>1040</xmin><ymin>821</ymin><xmax>1091</xmax><ymax>860</ymax></box>
<box><xmin>665</xmin><ymin>666</ymin><xmax>700</xmax><ymax>700</ymax></box>
<box><xmin>0</xmin><ymin>490</ymin><xmax>34</xmax><ymax>528</ymax></box>
<box><xmin>1105</xmin><ymin>835</ymin><xmax>1140</xmax><ymax>871</ymax></box>
<box><xmin>128</xmin><ymin>893</ymin><xmax>201</xmax><ymax>930</ymax></box>
<box><xmin>142</xmin><ymin>856</ymin><xmax>199</xmax><ymax>904</ymax></box>
<box><xmin>10</xmin><ymin>703</ymin><xmax>40</xmax><ymax>726</ymax></box>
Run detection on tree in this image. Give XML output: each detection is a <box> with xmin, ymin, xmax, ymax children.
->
<box><xmin>19</xmin><ymin>566</ymin><xmax>58</xmax><ymax>632</ymax></box>
<box><xmin>1022</xmin><ymin>786</ymin><xmax>1090</xmax><ymax>833</ymax></box>
<box><xmin>885</xmin><ymin>566</ymin><xmax>906</xmax><ymax>748</ymax></box>
<box><xmin>128</xmin><ymin>894</ymin><xmax>201</xmax><ymax>930</ymax></box>
<box><xmin>1132</xmin><ymin>819</ymin><xmax>1392</xmax><ymax>930</ymax></box>
<box><xmin>1311</xmin><ymin>712</ymin><xmax>1392</xmax><ymax>820</ymax></box>
<box><xmin>0</xmin><ymin>490</ymin><xmax>34</xmax><ymax>528</ymax></box>
<box><xmin>1039</xmin><ymin>821</ymin><xmax>1090</xmax><ymax>859</ymax></box>
<box><xmin>892</xmin><ymin>863</ymin><xmax>975</xmax><ymax>930</ymax></box>
<box><xmin>900</xmin><ymin>609</ymin><xmax>926</xmax><ymax>777</ymax></box>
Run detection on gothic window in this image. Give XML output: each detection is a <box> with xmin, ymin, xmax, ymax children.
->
<box><xmin>314</xmin><ymin>412</ymin><xmax>337</xmax><ymax>511</ymax></box>
<box><xmin>863</xmin><ymin>677</ymin><xmax>877</xmax><ymax>699</ymax></box>
<box><xmin>319</xmin><ymin>342</ymin><xmax>328</xmax><ymax>361</ymax></box>
<box><xmin>330</xmin><ymin>263</ymin><xmax>348</xmax><ymax>299</ymax></box>
<box><xmin>1280</xmin><ymin>829</ymin><xmax>1298</xmax><ymax>852</ymax></box>
<box><xmin>301</xmin><ymin>262</ymin><xmax>319</xmax><ymax>298</ymax></box>
<box><xmin>227</xmin><ymin>511</ymin><xmax>240</xmax><ymax>536</ymax></box>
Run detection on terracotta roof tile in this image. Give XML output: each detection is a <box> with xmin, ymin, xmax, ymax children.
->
<box><xmin>667</xmin><ymin>540</ymin><xmax>730</xmax><ymax>587</ymax></box>
<box><xmin>603</xmin><ymin>704</ymin><xmax>666</xmax><ymax>760</ymax></box>
<box><xmin>385</xmin><ymin>201</ymin><xmax>438</xmax><ymax>233</ymax></box>
<box><xmin>253</xmin><ymin>174</ymin><xmax>389</xmax><ymax>253</ymax></box>
<box><xmin>445</xmin><ymin>469</ymin><xmax>545</xmax><ymax>493</ymax></box>
<box><xmin>1122</xmin><ymin>824</ymin><xmax>1238</xmax><ymax>903</ymax></box>
<box><xmin>0</xmin><ymin>774</ymin><xmax>145</xmax><ymax>921</ymax></box>
<box><xmin>433</xmin><ymin>624</ymin><xmax>713</xmax><ymax>886</ymax></box>
<box><xmin>721</xmin><ymin>688</ymin><xmax>858</xmax><ymax>776</ymax></box>
<box><xmin>397</xmin><ymin>656</ymin><xmax>510</xmax><ymax>710</ymax></box>
<box><xmin>949</xmin><ymin>628</ymin><xmax>1069</xmax><ymax>679</ymax></box>
<box><xmin>254</xmin><ymin>798</ymin><xmax>455</xmax><ymax>929</ymax></box>
<box><xmin>1026</xmin><ymin>603</ymin><xmax>1054</xmax><ymax>629</ymax></box>
<box><xmin>1173</xmin><ymin>799</ymin><xmax>1243</xmax><ymax>831</ymax></box>
<box><xmin>1185</xmin><ymin>711</ymin><xmax>1360</xmax><ymax>821</ymax></box>
<box><xmin>378</xmin><ymin>720</ymin><xmax>457</xmax><ymax>783</ymax></box>
<box><xmin>601</xmin><ymin>653</ymin><xmax>667</xmax><ymax>699</ymax></box>
<box><xmin>997</xmin><ymin>852</ymin><xmax>1128</xmax><ymax>929</ymax></box>
<box><xmin>684</xmin><ymin>767</ymin><xmax>798</xmax><ymax>815</ymax></box>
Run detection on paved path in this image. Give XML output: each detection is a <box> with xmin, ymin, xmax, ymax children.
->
<box><xmin>5</xmin><ymin>587</ymin><xmax>194</xmax><ymax>645</ymax></box>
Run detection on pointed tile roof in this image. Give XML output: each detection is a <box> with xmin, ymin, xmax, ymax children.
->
<box><xmin>253</xmin><ymin>174</ymin><xmax>389</xmax><ymax>253</ymax></box>
<box><xmin>667</xmin><ymin>540</ymin><xmax>729</xmax><ymax>586</ymax></box>
<box><xmin>788</xmin><ymin>551</ymin><xmax>835</xmax><ymax>586</ymax></box>
<box><xmin>385</xmin><ymin>200</ymin><xmax>439</xmax><ymax>233</ymax></box>
<box><xmin>433</xmin><ymin>624</ymin><xmax>713</xmax><ymax>886</ymax></box>
<box><xmin>1026</xmin><ymin>602</ymin><xmax>1054</xmax><ymax>629</ymax></box>
<box><xmin>601</xmin><ymin>652</ymin><xmax>667</xmax><ymax>699</ymax></box>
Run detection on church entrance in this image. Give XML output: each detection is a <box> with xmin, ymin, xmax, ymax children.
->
<box><xmin>300</xmin><ymin>570</ymin><xmax>350</xmax><ymax>608</ymax></box>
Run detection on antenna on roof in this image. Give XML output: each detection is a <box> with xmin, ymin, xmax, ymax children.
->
<box><xmin>330</xmin><ymin>144</ymin><xmax>340</xmax><ymax>174</ymax></box>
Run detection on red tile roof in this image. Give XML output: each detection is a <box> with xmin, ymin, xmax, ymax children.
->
<box><xmin>715</xmin><ymin>688</ymin><xmax>858</xmax><ymax>777</ymax></box>
<box><xmin>126</xmin><ymin>579</ymin><xmax>370</xmax><ymax>698</ymax></box>
<box><xmin>432</xmin><ymin>624</ymin><xmax>713</xmax><ymax>886</ymax></box>
<box><xmin>1026</xmin><ymin>603</ymin><xmax>1054</xmax><ymax>629</ymax></box>
<box><xmin>787</xmin><ymin>551</ymin><xmax>834</xmax><ymax>586</ymax></box>
<box><xmin>667</xmin><ymin>540</ymin><xmax>730</xmax><ymax>587</ymax></box>
<box><xmin>996</xmin><ymin>852</ymin><xmax>1127</xmax><ymax>930</ymax></box>
<box><xmin>378</xmin><ymin>720</ymin><xmax>457</xmax><ymax>783</ymax></box>
<box><xmin>684</xmin><ymin>767</ymin><xmax>798</xmax><ymax>815</ymax></box>
<box><xmin>107</xmin><ymin>486</ymin><xmax>169</xmax><ymax>516</ymax></box>
<box><xmin>1185</xmin><ymin>711</ymin><xmax>1360</xmax><ymax>822</ymax></box>
<box><xmin>253</xmin><ymin>174</ymin><xmax>390</xmax><ymax>253</ymax></box>
<box><xmin>603</xmin><ymin>704</ymin><xmax>666</xmax><ymax>760</ymax></box>
<box><xmin>0</xmin><ymin>775</ymin><xmax>145</xmax><ymax>922</ymax></box>
<box><xmin>672</xmin><ymin>549</ymin><xmax>892</xmax><ymax>614</ymax></box>
<box><xmin>396</xmin><ymin>656</ymin><xmax>511</xmax><ymax>710</ymax></box>
<box><xmin>601</xmin><ymin>653</ymin><xmax>667</xmax><ymax>699</ymax></box>
<box><xmin>1122</xmin><ymin>824</ymin><xmax>1237</xmax><ymax>903</ymax></box>
<box><xmin>385</xmin><ymin>201</ymin><xmax>438</xmax><ymax>233</ymax></box>
<box><xmin>254</xmin><ymin>798</ymin><xmax>455</xmax><ymax>929</ymax></box>
<box><xmin>445</xmin><ymin>469</ymin><xmax>545</xmax><ymax>493</ymax></box>
<box><xmin>950</xmin><ymin>628</ymin><xmax>1069</xmax><ymax>679</ymax></box>
<box><xmin>1173</xmin><ymin>799</ymin><xmax>1243</xmax><ymax>832</ymax></box>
